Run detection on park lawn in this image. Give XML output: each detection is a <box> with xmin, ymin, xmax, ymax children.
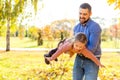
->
<box><xmin>0</xmin><ymin>51</ymin><xmax>120</xmax><ymax>80</ymax></box>
<box><xmin>0</xmin><ymin>37</ymin><xmax>58</xmax><ymax>48</ymax></box>
<box><xmin>1</xmin><ymin>37</ymin><xmax>120</xmax><ymax>48</ymax></box>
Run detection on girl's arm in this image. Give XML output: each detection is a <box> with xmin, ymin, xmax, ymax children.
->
<box><xmin>81</xmin><ymin>48</ymin><xmax>104</xmax><ymax>67</ymax></box>
<box><xmin>69</xmin><ymin>52</ymin><xmax>75</xmax><ymax>58</ymax></box>
<box><xmin>46</xmin><ymin>42</ymin><xmax>72</xmax><ymax>61</ymax></box>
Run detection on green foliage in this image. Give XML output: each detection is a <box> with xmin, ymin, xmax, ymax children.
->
<box><xmin>101</xmin><ymin>28</ymin><xmax>109</xmax><ymax>41</ymax></box>
<box><xmin>28</xmin><ymin>26</ymin><xmax>39</xmax><ymax>40</ymax></box>
<box><xmin>0</xmin><ymin>0</ymin><xmax>41</xmax><ymax>51</ymax></box>
<box><xmin>10</xmin><ymin>23</ymin><xmax>18</xmax><ymax>36</ymax></box>
<box><xmin>0</xmin><ymin>23</ymin><xmax>6</xmax><ymax>36</ymax></box>
<box><xmin>0</xmin><ymin>0</ymin><xmax>27</xmax><ymax>51</ymax></box>
<box><xmin>31</xmin><ymin>0</ymin><xmax>38</xmax><ymax>15</ymax></box>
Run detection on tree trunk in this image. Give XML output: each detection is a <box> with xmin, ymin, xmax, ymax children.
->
<box><xmin>6</xmin><ymin>18</ymin><xmax>10</xmax><ymax>51</ymax></box>
<box><xmin>38</xmin><ymin>32</ymin><xmax>43</xmax><ymax>46</ymax></box>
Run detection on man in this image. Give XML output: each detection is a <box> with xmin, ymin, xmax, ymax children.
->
<box><xmin>73</xmin><ymin>3</ymin><xmax>102</xmax><ymax>80</ymax></box>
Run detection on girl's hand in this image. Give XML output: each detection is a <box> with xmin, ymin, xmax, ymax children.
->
<box><xmin>100</xmin><ymin>64</ymin><xmax>105</xmax><ymax>68</ymax></box>
<box><xmin>45</xmin><ymin>57</ymin><xmax>52</xmax><ymax>61</ymax></box>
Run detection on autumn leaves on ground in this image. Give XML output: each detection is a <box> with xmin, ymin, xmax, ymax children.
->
<box><xmin>0</xmin><ymin>50</ymin><xmax>120</xmax><ymax>80</ymax></box>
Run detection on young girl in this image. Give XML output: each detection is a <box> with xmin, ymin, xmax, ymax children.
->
<box><xmin>45</xmin><ymin>32</ymin><xmax>104</xmax><ymax>67</ymax></box>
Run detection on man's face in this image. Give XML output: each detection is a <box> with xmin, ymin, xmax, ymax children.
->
<box><xmin>79</xmin><ymin>8</ymin><xmax>91</xmax><ymax>24</ymax></box>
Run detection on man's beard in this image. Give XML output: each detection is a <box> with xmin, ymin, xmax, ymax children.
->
<box><xmin>80</xmin><ymin>18</ymin><xmax>89</xmax><ymax>25</ymax></box>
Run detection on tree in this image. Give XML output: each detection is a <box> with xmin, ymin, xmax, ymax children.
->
<box><xmin>0</xmin><ymin>0</ymin><xmax>39</xmax><ymax>51</ymax></box>
<box><xmin>107</xmin><ymin>0</ymin><xmax>120</xmax><ymax>10</ymax></box>
<box><xmin>0</xmin><ymin>0</ymin><xmax>25</xmax><ymax>51</ymax></box>
<box><xmin>38</xmin><ymin>29</ymin><xmax>43</xmax><ymax>46</ymax></box>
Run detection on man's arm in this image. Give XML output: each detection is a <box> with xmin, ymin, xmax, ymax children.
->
<box><xmin>87</xmin><ymin>24</ymin><xmax>101</xmax><ymax>53</ymax></box>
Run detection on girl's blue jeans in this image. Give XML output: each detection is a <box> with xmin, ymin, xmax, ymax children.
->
<box><xmin>73</xmin><ymin>54</ymin><xmax>100</xmax><ymax>80</ymax></box>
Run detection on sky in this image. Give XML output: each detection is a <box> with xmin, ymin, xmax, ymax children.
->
<box><xmin>25</xmin><ymin>0</ymin><xmax>119</xmax><ymax>28</ymax></box>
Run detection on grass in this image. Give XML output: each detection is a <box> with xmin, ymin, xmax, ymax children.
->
<box><xmin>0</xmin><ymin>37</ymin><xmax>58</xmax><ymax>48</ymax></box>
<box><xmin>0</xmin><ymin>51</ymin><xmax>120</xmax><ymax>80</ymax></box>
<box><xmin>101</xmin><ymin>40</ymin><xmax>120</xmax><ymax>49</ymax></box>
<box><xmin>1</xmin><ymin>37</ymin><xmax>120</xmax><ymax>49</ymax></box>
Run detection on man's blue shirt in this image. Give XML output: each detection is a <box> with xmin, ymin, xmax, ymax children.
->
<box><xmin>74</xmin><ymin>19</ymin><xmax>102</xmax><ymax>56</ymax></box>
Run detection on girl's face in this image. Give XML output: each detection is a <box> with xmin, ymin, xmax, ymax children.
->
<box><xmin>73</xmin><ymin>41</ymin><xmax>85</xmax><ymax>53</ymax></box>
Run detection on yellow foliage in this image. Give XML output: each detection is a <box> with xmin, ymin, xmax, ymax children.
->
<box><xmin>107</xmin><ymin>0</ymin><xmax>120</xmax><ymax>9</ymax></box>
<box><xmin>14</xmin><ymin>0</ymin><xmax>19</xmax><ymax>4</ymax></box>
<box><xmin>107</xmin><ymin>0</ymin><xmax>116</xmax><ymax>5</ymax></box>
<box><xmin>115</xmin><ymin>0</ymin><xmax>120</xmax><ymax>9</ymax></box>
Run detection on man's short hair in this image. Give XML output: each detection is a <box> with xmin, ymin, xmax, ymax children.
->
<box><xmin>80</xmin><ymin>3</ymin><xmax>91</xmax><ymax>12</ymax></box>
